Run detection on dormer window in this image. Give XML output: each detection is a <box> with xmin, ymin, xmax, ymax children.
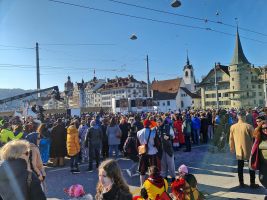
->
<box><xmin>185</xmin><ymin>71</ymin><xmax>189</xmax><ymax>77</ymax></box>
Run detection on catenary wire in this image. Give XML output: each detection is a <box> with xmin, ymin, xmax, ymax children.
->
<box><xmin>106</xmin><ymin>0</ymin><xmax>267</xmax><ymax>37</ymax></box>
<box><xmin>47</xmin><ymin>0</ymin><xmax>267</xmax><ymax>44</ymax></box>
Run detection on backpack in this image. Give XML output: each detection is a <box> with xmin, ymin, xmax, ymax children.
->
<box><xmin>123</xmin><ymin>136</ymin><xmax>137</xmax><ymax>157</ymax></box>
<box><xmin>184</xmin><ymin>174</ymin><xmax>205</xmax><ymax>200</ymax></box>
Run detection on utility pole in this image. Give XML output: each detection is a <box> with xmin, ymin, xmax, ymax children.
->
<box><xmin>146</xmin><ymin>55</ymin><xmax>150</xmax><ymax>98</ymax></box>
<box><xmin>36</xmin><ymin>42</ymin><xmax>40</xmax><ymax>97</ymax></box>
<box><xmin>214</xmin><ymin>62</ymin><xmax>219</xmax><ymax>110</ymax></box>
<box><xmin>264</xmin><ymin>66</ymin><xmax>267</xmax><ymax>107</ymax></box>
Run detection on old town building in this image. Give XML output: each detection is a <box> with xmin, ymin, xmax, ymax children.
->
<box><xmin>199</xmin><ymin>29</ymin><xmax>265</xmax><ymax>109</ymax></box>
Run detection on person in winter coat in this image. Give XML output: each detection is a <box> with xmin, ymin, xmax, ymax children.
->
<box><xmin>67</xmin><ymin>120</ymin><xmax>81</xmax><ymax>174</ymax></box>
<box><xmin>95</xmin><ymin>159</ymin><xmax>132</xmax><ymax>200</ymax></box>
<box><xmin>101</xmin><ymin>118</ymin><xmax>109</xmax><ymax>159</ymax></box>
<box><xmin>85</xmin><ymin>120</ymin><xmax>103</xmax><ymax>171</ymax></box>
<box><xmin>191</xmin><ymin>114</ymin><xmax>201</xmax><ymax>145</ymax></box>
<box><xmin>78</xmin><ymin>120</ymin><xmax>89</xmax><ymax>163</ymax></box>
<box><xmin>0</xmin><ymin>140</ymin><xmax>46</xmax><ymax>200</ymax></box>
<box><xmin>229</xmin><ymin>110</ymin><xmax>259</xmax><ymax>188</ymax></box>
<box><xmin>124</xmin><ymin>123</ymin><xmax>139</xmax><ymax>177</ymax></box>
<box><xmin>173</xmin><ymin>115</ymin><xmax>185</xmax><ymax>149</ymax></box>
<box><xmin>25</xmin><ymin>132</ymin><xmax>46</xmax><ymax>182</ymax></box>
<box><xmin>140</xmin><ymin>166</ymin><xmax>168</xmax><ymax>200</ymax></box>
<box><xmin>106</xmin><ymin>117</ymin><xmax>122</xmax><ymax>158</ymax></box>
<box><xmin>253</xmin><ymin>121</ymin><xmax>267</xmax><ymax>191</ymax></box>
<box><xmin>50</xmin><ymin>118</ymin><xmax>67</xmax><ymax>167</ymax></box>
<box><xmin>37</xmin><ymin>123</ymin><xmax>51</xmax><ymax>165</ymax></box>
<box><xmin>0</xmin><ymin>122</ymin><xmax>21</xmax><ymax>144</ymax></box>
<box><xmin>182</xmin><ymin>114</ymin><xmax>192</xmax><ymax>152</ymax></box>
<box><xmin>156</xmin><ymin>118</ymin><xmax>175</xmax><ymax>182</ymax></box>
<box><xmin>200</xmin><ymin>113</ymin><xmax>209</xmax><ymax>144</ymax></box>
<box><xmin>119</xmin><ymin>117</ymin><xmax>130</xmax><ymax>153</ymax></box>
<box><xmin>137</xmin><ymin>119</ymin><xmax>162</xmax><ymax>186</ymax></box>
<box><xmin>171</xmin><ymin>164</ymin><xmax>203</xmax><ymax>200</ymax></box>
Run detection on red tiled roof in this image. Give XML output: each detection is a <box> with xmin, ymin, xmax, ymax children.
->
<box><xmin>151</xmin><ymin>78</ymin><xmax>181</xmax><ymax>93</ymax></box>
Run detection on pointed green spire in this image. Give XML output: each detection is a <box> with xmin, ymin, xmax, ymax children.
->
<box><xmin>230</xmin><ymin>27</ymin><xmax>250</xmax><ymax>65</ymax></box>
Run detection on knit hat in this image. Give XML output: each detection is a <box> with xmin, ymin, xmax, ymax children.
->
<box><xmin>143</xmin><ymin>119</ymin><xmax>151</xmax><ymax>128</ymax></box>
<box><xmin>178</xmin><ymin>164</ymin><xmax>188</xmax><ymax>174</ymax></box>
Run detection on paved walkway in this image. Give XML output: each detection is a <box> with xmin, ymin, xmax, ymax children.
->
<box><xmin>46</xmin><ymin>144</ymin><xmax>267</xmax><ymax>199</ymax></box>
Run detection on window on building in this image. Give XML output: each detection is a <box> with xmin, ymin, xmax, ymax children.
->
<box><xmin>259</xmin><ymin>85</ymin><xmax>262</xmax><ymax>89</ymax></box>
<box><xmin>163</xmin><ymin>102</ymin><xmax>165</xmax><ymax>106</ymax></box>
<box><xmin>218</xmin><ymin>93</ymin><xmax>221</xmax><ymax>97</ymax></box>
<box><xmin>253</xmin><ymin>92</ymin><xmax>256</xmax><ymax>96</ymax></box>
<box><xmin>232</xmin><ymin>78</ymin><xmax>234</xmax><ymax>81</ymax></box>
<box><xmin>167</xmin><ymin>101</ymin><xmax>170</xmax><ymax>106</ymax></box>
<box><xmin>252</xmin><ymin>85</ymin><xmax>255</xmax><ymax>89</ymax></box>
<box><xmin>191</xmin><ymin>71</ymin><xmax>193</xmax><ymax>77</ymax></box>
<box><xmin>224</xmin><ymin>93</ymin><xmax>229</xmax><ymax>97</ymax></box>
<box><xmin>247</xmin><ymin>92</ymin><xmax>249</xmax><ymax>97</ymax></box>
<box><xmin>259</xmin><ymin>92</ymin><xmax>262</xmax><ymax>96</ymax></box>
<box><xmin>157</xmin><ymin>102</ymin><xmax>160</xmax><ymax>106</ymax></box>
<box><xmin>254</xmin><ymin>100</ymin><xmax>256</xmax><ymax>104</ymax></box>
<box><xmin>181</xmin><ymin>101</ymin><xmax>184</xmax><ymax>108</ymax></box>
<box><xmin>247</xmin><ymin>85</ymin><xmax>249</xmax><ymax>89</ymax></box>
<box><xmin>233</xmin><ymin>86</ymin><xmax>234</xmax><ymax>89</ymax></box>
<box><xmin>185</xmin><ymin>71</ymin><xmax>188</xmax><ymax>77</ymax></box>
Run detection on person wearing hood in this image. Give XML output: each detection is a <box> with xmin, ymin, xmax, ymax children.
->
<box><xmin>67</xmin><ymin>120</ymin><xmax>80</xmax><ymax>174</ymax></box>
<box><xmin>0</xmin><ymin>140</ymin><xmax>46</xmax><ymax>200</ymax></box>
<box><xmin>85</xmin><ymin>120</ymin><xmax>103</xmax><ymax>171</ymax></box>
<box><xmin>25</xmin><ymin>132</ymin><xmax>46</xmax><ymax>183</ymax></box>
<box><xmin>140</xmin><ymin>166</ymin><xmax>168</xmax><ymax>200</ymax></box>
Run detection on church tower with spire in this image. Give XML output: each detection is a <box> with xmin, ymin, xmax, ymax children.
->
<box><xmin>229</xmin><ymin>28</ymin><xmax>252</xmax><ymax>108</ymax></box>
<box><xmin>183</xmin><ymin>52</ymin><xmax>196</xmax><ymax>92</ymax></box>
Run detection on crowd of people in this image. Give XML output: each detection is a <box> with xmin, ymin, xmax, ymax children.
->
<box><xmin>0</xmin><ymin>107</ymin><xmax>266</xmax><ymax>199</ymax></box>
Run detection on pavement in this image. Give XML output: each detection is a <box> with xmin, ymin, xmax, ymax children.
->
<box><xmin>45</xmin><ymin>144</ymin><xmax>267</xmax><ymax>200</ymax></box>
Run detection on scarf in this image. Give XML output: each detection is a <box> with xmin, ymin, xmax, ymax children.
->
<box><xmin>147</xmin><ymin>174</ymin><xmax>165</xmax><ymax>188</ymax></box>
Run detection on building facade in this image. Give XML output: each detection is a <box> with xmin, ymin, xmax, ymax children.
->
<box><xmin>199</xmin><ymin>29</ymin><xmax>265</xmax><ymax>109</ymax></box>
<box><xmin>98</xmin><ymin>75</ymin><xmax>147</xmax><ymax>107</ymax></box>
<box><xmin>151</xmin><ymin>55</ymin><xmax>200</xmax><ymax>112</ymax></box>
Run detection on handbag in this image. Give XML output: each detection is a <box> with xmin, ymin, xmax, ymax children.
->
<box><xmin>138</xmin><ymin>130</ymin><xmax>151</xmax><ymax>155</ymax></box>
<box><xmin>249</xmin><ymin>139</ymin><xmax>260</xmax><ymax>170</ymax></box>
<box><xmin>116</xmin><ymin>125</ymin><xmax>122</xmax><ymax>138</ymax></box>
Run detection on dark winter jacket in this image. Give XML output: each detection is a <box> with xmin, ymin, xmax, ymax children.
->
<box><xmin>85</xmin><ymin>125</ymin><xmax>103</xmax><ymax>146</ymax></box>
<box><xmin>157</xmin><ymin>124</ymin><xmax>173</xmax><ymax>157</ymax></box>
<box><xmin>50</xmin><ymin>123</ymin><xmax>67</xmax><ymax>158</ymax></box>
<box><xmin>0</xmin><ymin>158</ymin><xmax>46</xmax><ymax>200</ymax></box>
<box><xmin>259</xmin><ymin>133</ymin><xmax>267</xmax><ymax>188</ymax></box>
<box><xmin>96</xmin><ymin>184</ymin><xmax>132</xmax><ymax>200</ymax></box>
<box><xmin>123</xmin><ymin>129</ymin><xmax>139</xmax><ymax>162</ymax></box>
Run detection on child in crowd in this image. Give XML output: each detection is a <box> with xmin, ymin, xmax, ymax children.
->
<box><xmin>171</xmin><ymin>164</ymin><xmax>205</xmax><ymax>200</ymax></box>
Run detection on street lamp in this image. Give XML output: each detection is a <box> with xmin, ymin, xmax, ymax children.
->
<box><xmin>130</xmin><ymin>34</ymin><xmax>137</xmax><ymax>40</ymax></box>
<box><xmin>171</xmin><ymin>0</ymin><xmax>181</xmax><ymax>8</ymax></box>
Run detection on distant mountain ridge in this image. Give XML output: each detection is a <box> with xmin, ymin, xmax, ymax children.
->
<box><xmin>0</xmin><ymin>88</ymin><xmax>33</xmax><ymax>100</ymax></box>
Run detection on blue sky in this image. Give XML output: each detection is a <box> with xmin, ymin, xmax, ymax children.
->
<box><xmin>0</xmin><ymin>0</ymin><xmax>267</xmax><ymax>91</ymax></box>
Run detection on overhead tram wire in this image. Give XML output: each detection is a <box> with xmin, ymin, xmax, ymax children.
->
<box><xmin>40</xmin><ymin>43</ymin><xmax>116</xmax><ymax>46</ymax></box>
<box><xmin>107</xmin><ymin>0</ymin><xmax>267</xmax><ymax>37</ymax></box>
<box><xmin>47</xmin><ymin>0</ymin><xmax>267</xmax><ymax>44</ymax></box>
<box><xmin>0</xmin><ymin>44</ymin><xmax>34</xmax><ymax>50</ymax></box>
